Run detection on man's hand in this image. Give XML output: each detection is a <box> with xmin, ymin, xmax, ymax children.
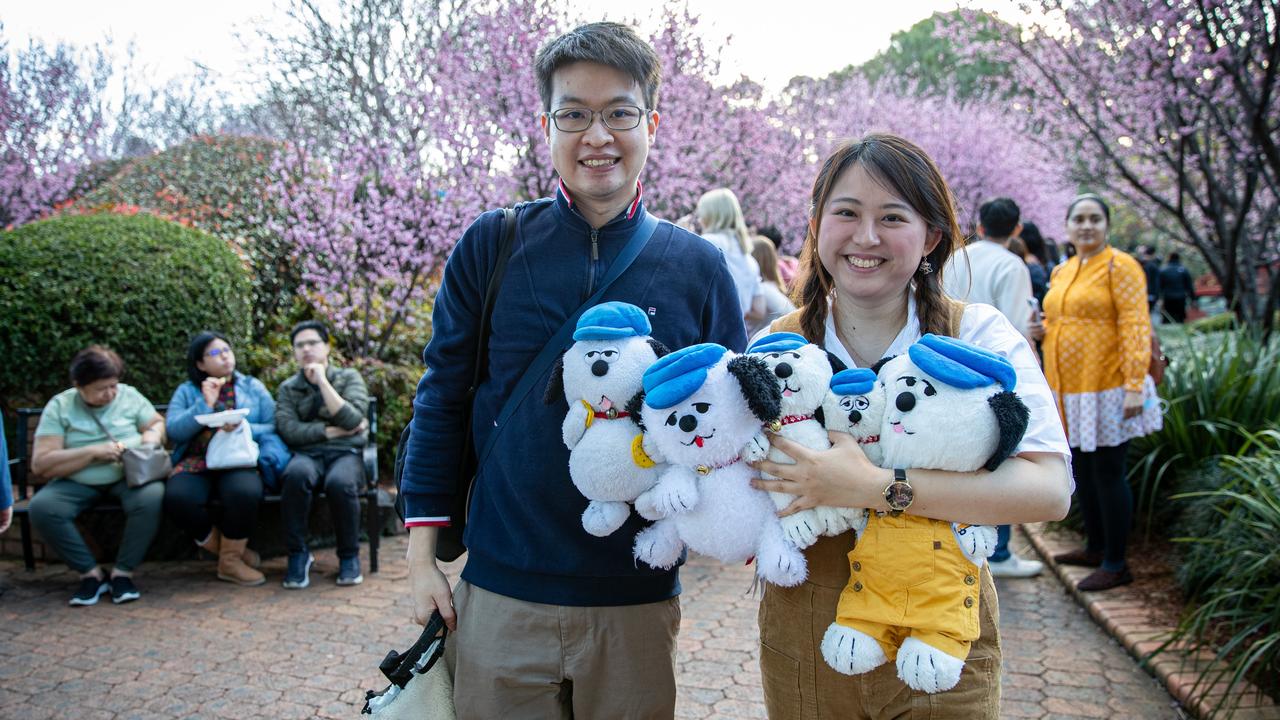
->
<box><xmin>408</xmin><ymin>527</ymin><xmax>456</xmax><ymax>631</ymax></box>
<box><xmin>303</xmin><ymin>363</ymin><xmax>330</xmax><ymax>387</ymax></box>
<box><xmin>0</xmin><ymin>506</ymin><xmax>12</xmax><ymax>534</ymax></box>
<box><xmin>201</xmin><ymin>376</ymin><xmax>226</xmax><ymax>407</ymax></box>
<box><xmin>1028</xmin><ymin>311</ymin><xmax>1046</xmax><ymax>342</ymax></box>
<box><xmin>323</xmin><ymin>418</ymin><xmax>368</xmax><ymax>439</ymax></box>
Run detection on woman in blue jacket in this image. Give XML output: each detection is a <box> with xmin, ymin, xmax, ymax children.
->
<box><xmin>165</xmin><ymin>331</ymin><xmax>289</xmax><ymax>586</ymax></box>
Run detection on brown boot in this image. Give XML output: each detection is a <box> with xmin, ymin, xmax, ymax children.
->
<box><xmin>217</xmin><ymin>537</ymin><xmax>266</xmax><ymax>586</ymax></box>
<box><xmin>197</xmin><ymin>528</ymin><xmax>260</xmax><ymax>569</ymax></box>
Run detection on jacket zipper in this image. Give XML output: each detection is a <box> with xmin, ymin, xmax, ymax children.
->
<box><xmin>587</xmin><ymin>228</ymin><xmax>599</xmax><ymax>295</ymax></box>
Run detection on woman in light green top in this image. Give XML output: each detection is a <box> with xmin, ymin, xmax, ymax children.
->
<box><xmin>29</xmin><ymin>345</ymin><xmax>165</xmax><ymax>606</ymax></box>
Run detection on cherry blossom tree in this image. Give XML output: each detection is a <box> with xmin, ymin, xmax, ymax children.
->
<box><xmin>942</xmin><ymin>0</ymin><xmax>1280</xmax><ymax>331</ymax></box>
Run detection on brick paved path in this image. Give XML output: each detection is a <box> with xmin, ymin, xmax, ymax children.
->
<box><xmin>0</xmin><ymin>530</ymin><xmax>1182</xmax><ymax>719</ymax></box>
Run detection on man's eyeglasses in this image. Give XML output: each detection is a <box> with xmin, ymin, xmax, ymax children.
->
<box><xmin>544</xmin><ymin>104</ymin><xmax>649</xmax><ymax>133</ymax></box>
<box><xmin>294</xmin><ymin>339</ymin><xmax>324</xmax><ymax>350</ymax></box>
<box><xmin>205</xmin><ymin>347</ymin><xmax>233</xmax><ymax>358</ymax></box>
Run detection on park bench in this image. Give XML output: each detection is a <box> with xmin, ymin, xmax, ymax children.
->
<box><xmin>6</xmin><ymin>400</ymin><xmax>382</xmax><ymax>573</ymax></box>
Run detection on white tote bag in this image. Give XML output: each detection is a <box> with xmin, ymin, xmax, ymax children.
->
<box><xmin>206</xmin><ymin>421</ymin><xmax>260</xmax><ymax>470</ymax></box>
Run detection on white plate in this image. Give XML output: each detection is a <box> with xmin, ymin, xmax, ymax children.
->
<box><xmin>193</xmin><ymin>408</ymin><xmax>251</xmax><ymax>427</ymax></box>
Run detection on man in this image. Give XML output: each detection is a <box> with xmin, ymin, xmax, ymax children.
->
<box><xmin>275</xmin><ymin>320</ymin><xmax>370</xmax><ymax>589</ymax></box>
<box><xmin>1139</xmin><ymin>245</ymin><xmax>1162</xmax><ymax>313</ymax></box>
<box><xmin>400</xmin><ymin>23</ymin><xmax>745</xmax><ymax>718</ymax></box>
<box><xmin>1159</xmin><ymin>252</ymin><xmax>1197</xmax><ymax>323</ymax></box>
<box><xmin>944</xmin><ymin>197</ymin><xmax>1044</xmax><ymax>579</ymax></box>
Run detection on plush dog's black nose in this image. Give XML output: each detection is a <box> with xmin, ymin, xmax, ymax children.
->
<box><xmin>774</xmin><ymin>362</ymin><xmax>793</xmax><ymax>379</ymax></box>
<box><xmin>679</xmin><ymin>414</ymin><xmax>698</xmax><ymax>433</ymax></box>
<box><xmin>591</xmin><ymin>360</ymin><xmax>609</xmax><ymax>377</ymax></box>
<box><xmin>896</xmin><ymin>392</ymin><xmax>915</xmax><ymax>412</ymax></box>
<box><xmin>848</xmin><ymin>410</ymin><xmax>862</xmax><ymax>425</ymax></box>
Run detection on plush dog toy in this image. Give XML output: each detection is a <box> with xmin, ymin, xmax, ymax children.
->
<box><xmin>822</xmin><ymin>367</ymin><xmax>886</xmax><ymax>467</ymax></box>
<box><xmin>630</xmin><ymin>343</ymin><xmax>808</xmax><ymax>587</ymax></box>
<box><xmin>821</xmin><ymin>334</ymin><xmax>1029</xmax><ymax>693</ymax></box>
<box><xmin>747</xmin><ymin>332</ymin><xmax>864</xmax><ymax>548</ymax></box>
<box><xmin>545</xmin><ymin>302</ymin><xmax>669</xmax><ymax>537</ymax></box>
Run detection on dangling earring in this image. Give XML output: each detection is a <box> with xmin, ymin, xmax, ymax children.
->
<box><xmin>918</xmin><ymin>258</ymin><xmax>934</xmax><ymax>275</ymax></box>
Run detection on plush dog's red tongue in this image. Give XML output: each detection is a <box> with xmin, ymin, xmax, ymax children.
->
<box><xmin>694</xmin><ymin>436</ymin><xmax>704</xmax><ymax>448</ymax></box>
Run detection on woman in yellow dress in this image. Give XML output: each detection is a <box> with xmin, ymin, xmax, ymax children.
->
<box><xmin>1041</xmin><ymin>193</ymin><xmax>1163</xmax><ymax>592</ymax></box>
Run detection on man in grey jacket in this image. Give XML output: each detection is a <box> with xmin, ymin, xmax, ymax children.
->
<box><xmin>275</xmin><ymin>320</ymin><xmax>369</xmax><ymax>588</ymax></box>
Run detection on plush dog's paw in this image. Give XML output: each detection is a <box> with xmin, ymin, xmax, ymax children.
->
<box><xmin>562</xmin><ymin>402</ymin><xmax>589</xmax><ymax>449</ymax></box>
<box><xmin>649</xmin><ymin>476</ymin><xmax>699</xmax><ymax>518</ymax></box>
<box><xmin>813</xmin><ymin>506</ymin><xmax>854</xmax><ymax>537</ymax></box>
<box><xmin>633</xmin><ymin>490</ymin><xmax>663</xmax><ymax>521</ymax></box>
<box><xmin>821</xmin><ymin>623</ymin><xmax>888</xmax><ymax>676</ymax></box>
<box><xmin>633</xmin><ymin>524</ymin><xmax>682</xmax><ymax>570</ymax></box>
<box><xmin>845</xmin><ymin>508</ymin><xmax>869</xmax><ymax>538</ymax></box>
<box><xmin>895</xmin><ymin>636</ymin><xmax>964</xmax><ymax>693</ymax></box>
<box><xmin>780</xmin><ymin>511</ymin><xmax>821</xmax><ymax>549</ymax></box>
<box><xmin>953</xmin><ymin>523</ymin><xmax>998</xmax><ymax>565</ymax></box>
<box><xmin>582</xmin><ymin>500</ymin><xmax>630</xmax><ymax>537</ymax></box>
<box><xmin>757</xmin><ymin>544</ymin><xmax>808</xmax><ymax>587</ymax></box>
<box><xmin>742</xmin><ymin>432</ymin><xmax>770</xmax><ymax>463</ymax></box>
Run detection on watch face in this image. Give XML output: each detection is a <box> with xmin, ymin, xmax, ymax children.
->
<box><xmin>886</xmin><ymin>481</ymin><xmax>913</xmax><ymax>509</ymax></box>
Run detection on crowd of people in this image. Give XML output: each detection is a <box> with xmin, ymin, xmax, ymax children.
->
<box><xmin>19</xmin><ymin>320</ymin><xmax>371</xmax><ymax>605</ymax></box>
<box><xmin>0</xmin><ymin>19</ymin><xmax>1192</xmax><ymax>719</ymax></box>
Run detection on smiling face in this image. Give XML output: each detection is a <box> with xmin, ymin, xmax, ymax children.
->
<box><xmin>561</xmin><ymin>336</ymin><xmax>658</xmax><ymax>410</ymax></box>
<box><xmin>817</xmin><ymin>163</ymin><xmax>941</xmax><ymax>310</ymax></box>
<box><xmin>542</xmin><ymin>61</ymin><xmax>658</xmax><ymax>215</ymax></box>
<box><xmin>1066</xmin><ymin>199</ymin><xmax>1109</xmax><ymax>259</ymax></box>
<box><xmin>751</xmin><ymin>344</ymin><xmax>833</xmax><ymax>415</ymax></box>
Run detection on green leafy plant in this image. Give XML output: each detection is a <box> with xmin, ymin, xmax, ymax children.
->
<box><xmin>0</xmin><ymin>212</ymin><xmax>252</xmax><ymax>409</ymax></box>
<box><xmin>1128</xmin><ymin>327</ymin><xmax>1280</xmax><ymax>539</ymax></box>
<box><xmin>1156</xmin><ymin>433</ymin><xmax>1280</xmax><ymax>713</ymax></box>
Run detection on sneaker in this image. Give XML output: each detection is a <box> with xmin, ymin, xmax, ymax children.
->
<box><xmin>988</xmin><ymin>553</ymin><xmax>1044</xmax><ymax>578</ymax></box>
<box><xmin>336</xmin><ymin>556</ymin><xmax>363</xmax><ymax>586</ymax></box>
<box><xmin>282</xmin><ymin>552</ymin><xmax>314</xmax><ymax>589</ymax></box>
<box><xmin>110</xmin><ymin>575</ymin><xmax>141</xmax><ymax>604</ymax></box>
<box><xmin>1077</xmin><ymin>567</ymin><xmax>1134</xmax><ymax>592</ymax></box>
<box><xmin>69</xmin><ymin>576</ymin><xmax>110</xmax><ymax>606</ymax></box>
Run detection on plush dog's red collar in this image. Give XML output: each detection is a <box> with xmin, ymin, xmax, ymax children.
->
<box><xmin>858</xmin><ymin>435</ymin><xmax>880</xmax><ymax>444</ymax></box>
<box><xmin>593</xmin><ymin>409</ymin><xmax>629</xmax><ymax>420</ymax></box>
<box><xmin>694</xmin><ymin>456</ymin><xmax>743</xmax><ymax>475</ymax></box>
<box><xmin>781</xmin><ymin>414</ymin><xmax>814</xmax><ymax>426</ymax></box>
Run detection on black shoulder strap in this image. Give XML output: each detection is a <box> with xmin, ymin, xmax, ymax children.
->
<box><xmin>472</xmin><ymin>207</ymin><xmax>519</xmax><ymax>397</ymax></box>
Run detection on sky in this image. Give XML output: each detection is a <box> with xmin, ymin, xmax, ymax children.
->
<box><xmin>0</xmin><ymin>0</ymin><xmax>1036</xmax><ymax>97</ymax></box>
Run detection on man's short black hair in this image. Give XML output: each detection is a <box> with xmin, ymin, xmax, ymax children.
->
<box><xmin>1168</xmin><ymin>251</ymin><xmax>1181</xmax><ymax>263</ymax></box>
<box><xmin>978</xmin><ymin>197</ymin><xmax>1021</xmax><ymax>239</ymax></box>
<box><xmin>534</xmin><ymin>22</ymin><xmax>662</xmax><ymax>112</ymax></box>
<box><xmin>290</xmin><ymin>320</ymin><xmax>330</xmax><ymax>345</ymax></box>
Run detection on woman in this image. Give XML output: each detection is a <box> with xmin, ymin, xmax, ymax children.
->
<box><xmin>164</xmin><ymin>331</ymin><xmax>283</xmax><ymax>587</ymax></box>
<box><xmin>697</xmin><ymin>188</ymin><xmax>767</xmax><ymax>326</ymax></box>
<box><xmin>1019</xmin><ymin>221</ymin><xmax>1051</xmax><ymax>305</ymax></box>
<box><xmin>1041</xmin><ymin>194</ymin><xmax>1162</xmax><ymax>592</ymax></box>
<box><xmin>749</xmin><ymin>234</ymin><xmax>797</xmax><ymax>336</ymax></box>
<box><xmin>750</xmin><ymin>134</ymin><xmax>1072</xmax><ymax>718</ymax></box>
<box><xmin>29</xmin><ymin>346</ymin><xmax>165</xmax><ymax>606</ymax></box>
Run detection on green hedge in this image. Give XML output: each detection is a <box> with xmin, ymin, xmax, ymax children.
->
<box><xmin>0</xmin><ymin>212</ymin><xmax>251</xmax><ymax>408</ymax></box>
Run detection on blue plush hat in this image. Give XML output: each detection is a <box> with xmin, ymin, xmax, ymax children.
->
<box><xmin>747</xmin><ymin>332</ymin><xmax>808</xmax><ymax>355</ymax></box>
<box><xmin>643</xmin><ymin>343</ymin><xmax>728</xmax><ymax>409</ymax></box>
<box><xmin>573</xmin><ymin>302</ymin><xmax>651</xmax><ymax>341</ymax></box>
<box><xmin>830</xmin><ymin>368</ymin><xmax>878</xmax><ymax>396</ymax></box>
<box><xmin>907</xmin><ymin>334</ymin><xmax>1017</xmax><ymax>391</ymax></box>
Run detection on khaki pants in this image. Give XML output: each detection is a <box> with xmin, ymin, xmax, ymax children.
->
<box><xmin>758</xmin><ymin>535</ymin><xmax>1002</xmax><ymax>720</ymax></box>
<box><xmin>446</xmin><ymin>581</ymin><xmax>681</xmax><ymax>720</ymax></box>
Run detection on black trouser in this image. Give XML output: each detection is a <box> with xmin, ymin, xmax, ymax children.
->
<box><xmin>1162</xmin><ymin>297</ymin><xmax>1187</xmax><ymax>323</ymax></box>
<box><xmin>280</xmin><ymin>450</ymin><xmax>364</xmax><ymax>559</ymax></box>
<box><xmin>164</xmin><ymin>469</ymin><xmax>264</xmax><ymax>541</ymax></box>
<box><xmin>1071</xmin><ymin>443</ymin><xmax>1131</xmax><ymax>572</ymax></box>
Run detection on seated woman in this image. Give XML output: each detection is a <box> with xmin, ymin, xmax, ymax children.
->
<box><xmin>29</xmin><ymin>346</ymin><xmax>165</xmax><ymax>606</ymax></box>
<box><xmin>164</xmin><ymin>331</ymin><xmax>285</xmax><ymax>587</ymax></box>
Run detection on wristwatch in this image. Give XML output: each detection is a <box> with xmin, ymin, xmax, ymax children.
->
<box><xmin>883</xmin><ymin>468</ymin><xmax>914</xmax><ymax>516</ymax></box>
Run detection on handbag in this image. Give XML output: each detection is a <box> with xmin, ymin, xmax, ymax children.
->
<box><xmin>84</xmin><ymin>400</ymin><xmax>172</xmax><ymax>488</ymax></box>
<box><xmin>362</xmin><ymin>611</ymin><xmax>455</xmax><ymax>718</ymax></box>
<box><xmin>206</xmin><ymin>421</ymin><xmax>260</xmax><ymax>470</ymax></box>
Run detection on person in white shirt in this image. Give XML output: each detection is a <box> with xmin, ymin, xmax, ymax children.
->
<box><xmin>943</xmin><ymin>197</ymin><xmax>1044</xmax><ymax>579</ymax></box>
<box><xmin>696</xmin><ymin>188</ymin><xmax>766</xmax><ymax>327</ymax></box>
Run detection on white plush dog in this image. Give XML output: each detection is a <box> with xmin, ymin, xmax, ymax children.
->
<box><xmin>545</xmin><ymin>302</ymin><xmax>669</xmax><ymax>537</ymax></box>
<box><xmin>631</xmin><ymin>343</ymin><xmax>808</xmax><ymax>587</ymax></box>
<box><xmin>822</xmin><ymin>367</ymin><xmax>886</xmax><ymax>468</ymax></box>
<box><xmin>821</xmin><ymin>334</ymin><xmax>1029</xmax><ymax>694</ymax></box>
<box><xmin>747</xmin><ymin>332</ymin><xmax>864</xmax><ymax>547</ymax></box>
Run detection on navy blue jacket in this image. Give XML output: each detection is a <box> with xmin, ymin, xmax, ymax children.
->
<box><xmin>401</xmin><ymin>188</ymin><xmax>746</xmax><ymax>606</ymax></box>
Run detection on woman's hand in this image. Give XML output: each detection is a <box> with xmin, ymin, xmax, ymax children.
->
<box><xmin>201</xmin><ymin>376</ymin><xmax>226</xmax><ymax>407</ymax></box>
<box><xmin>751</xmin><ymin>432</ymin><xmax>890</xmax><ymax>516</ymax></box>
<box><xmin>1122</xmin><ymin>390</ymin><xmax>1144</xmax><ymax>419</ymax></box>
<box><xmin>220</xmin><ymin>421</ymin><xmax>241</xmax><ymax>433</ymax></box>
<box><xmin>94</xmin><ymin>441</ymin><xmax>124</xmax><ymax>463</ymax></box>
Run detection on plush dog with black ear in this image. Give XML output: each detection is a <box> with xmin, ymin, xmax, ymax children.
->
<box><xmin>631</xmin><ymin>343</ymin><xmax>807</xmax><ymax>587</ymax></box>
<box><xmin>821</xmin><ymin>334</ymin><xmax>1030</xmax><ymax>694</ymax></box>
<box><xmin>545</xmin><ymin>302</ymin><xmax>669</xmax><ymax>537</ymax></box>
<box><xmin>747</xmin><ymin>332</ymin><xmax>864</xmax><ymax>547</ymax></box>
